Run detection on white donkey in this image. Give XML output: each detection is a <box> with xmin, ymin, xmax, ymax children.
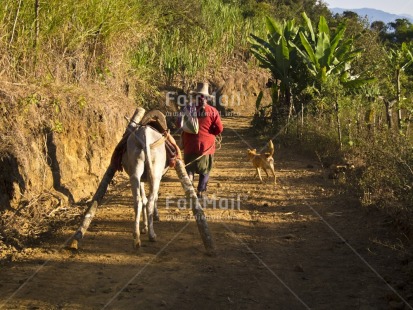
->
<box><xmin>122</xmin><ymin>125</ymin><xmax>166</xmax><ymax>248</ymax></box>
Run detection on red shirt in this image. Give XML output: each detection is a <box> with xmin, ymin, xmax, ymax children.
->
<box><xmin>182</xmin><ymin>104</ymin><xmax>223</xmax><ymax>155</ymax></box>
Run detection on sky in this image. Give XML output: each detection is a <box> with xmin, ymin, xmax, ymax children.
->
<box><xmin>322</xmin><ymin>0</ymin><xmax>413</xmax><ymax>16</ymax></box>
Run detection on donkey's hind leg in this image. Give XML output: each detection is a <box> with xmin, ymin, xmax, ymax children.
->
<box><xmin>131</xmin><ymin>176</ymin><xmax>143</xmax><ymax>248</ymax></box>
<box><xmin>153</xmin><ymin>201</ymin><xmax>160</xmax><ymax>222</ymax></box>
<box><xmin>146</xmin><ymin>178</ymin><xmax>162</xmax><ymax>242</ymax></box>
<box><xmin>142</xmin><ymin>181</ymin><xmax>159</xmax><ymax>223</ymax></box>
<box><xmin>140</xmin><ymin>182</ymin><xmax>148</xmax><ymax>235</ymax></box>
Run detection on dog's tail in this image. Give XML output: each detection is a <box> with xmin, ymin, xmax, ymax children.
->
<box><xmin>267</xmin><ymin>140</ymin><xmax>274</xmax><ymax>156</ymax></box>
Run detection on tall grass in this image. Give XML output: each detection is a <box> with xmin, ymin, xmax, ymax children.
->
<box><xmin>129</xmin><ymin>0</ymin><xmax>268</xmax><ymax>90</ymax></box>
<box><xmin>0</xmin><ymin>0</ymin><xmax>268</xmax><ymax>95</ymax></box>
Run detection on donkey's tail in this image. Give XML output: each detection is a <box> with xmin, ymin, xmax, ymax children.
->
<box><xmin>144</xmin><ymin>126</ymin><xmax>154</xmax><ymax>182</ymax></box>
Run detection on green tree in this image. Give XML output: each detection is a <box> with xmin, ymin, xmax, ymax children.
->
<box><xmin>371</xmin><ymin>20</ymin><xmax>387</xmax><ymax>35</ymax></box>
<box><xmin>269</xmin><ymin>0</ymin><xmax>332</xmax><ymax>22</ymax></box>
<box><xmin>387</xmin><ymin>18</ymin><xmax>413</xmax><ymax>43</ymax></box>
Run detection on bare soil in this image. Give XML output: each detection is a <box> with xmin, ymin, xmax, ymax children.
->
<box><xmin>1</xmin><ymin>116</ymin><xmax>413</xmax><ymax>310</ymax></box>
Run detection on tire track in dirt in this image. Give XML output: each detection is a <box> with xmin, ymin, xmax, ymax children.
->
<box><xmin>1</xmin><ymin>116</ymin><xmax>412</xmax><ymax>309</ymax></box>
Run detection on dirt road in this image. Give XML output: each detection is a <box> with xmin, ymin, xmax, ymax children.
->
<box><xmin>1</xmin><ymin>116</ymin><xmax>413</xmax><ymax>309</ymax></box>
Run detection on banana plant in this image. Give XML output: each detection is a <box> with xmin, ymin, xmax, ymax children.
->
<box><xmin>250</xmin><ymin>16</ymin><xmax>300</xmax><ymax>107</ymax></box>
<box><xmin>250</xmin><ymin>16</ymin><xmax>302</xmax><ymax>127</ymax></box>
<box><xmin>386</xmin><ymin>42</ymin><xmax>413</xmax><ymax>130</ymax></box>
<box><xmin>295</xmin><ymin>12</ymin><xmax>373</xmax><ymax>89</ymax></box>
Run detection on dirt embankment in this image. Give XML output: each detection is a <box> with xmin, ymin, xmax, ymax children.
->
<box><xmin>0</xmin><ymin>81</ymin><xmax>137</xmax><ymax>249</ymax></box>
<box><xmin>0</xmin><ymin>82</ymin><xmax>134</xmax><ymax>207</ymax></box>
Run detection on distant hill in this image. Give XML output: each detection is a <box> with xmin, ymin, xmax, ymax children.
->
<box><xmin>331</xmin><ymin>7</ymin><xmax>413</xmax><ymax>24</ymax></box>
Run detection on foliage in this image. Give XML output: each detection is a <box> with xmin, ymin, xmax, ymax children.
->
<box><xmin>249</xmin><ymin>9</ymin><xmax>413</xmax><ymax>228</ymax></box>
<box><xmin>388</xmin><ymin>42</ymin><xmax>413</xmax><ymax>72</ymax></box>
<box><xmin>250</xmin><ymin>16</ymin><xmax>300</xmax><ymax>103</ymax></box>
<box><xmin>387</xmin><ymin>19</ymin><xmax>413</xmax><ymax>43</ymax></box>
<box><xmin>250</xmin><ymin>12</ymin><xmax>374</xmax><ymax>146</ymax></box>
<box><xmin>296</xmin><ymin>13</ymin><xmax>373</xmax><ymax>89</ymax></box>
<box><xmin>358</xmin><ymin>133</ymin><xmax>413</xmax><ymax>224</ymax></box>
<box><xmin>0</xmin><ymin>0</ymin><xmax>268</xmax><ymax>94</ymax></box>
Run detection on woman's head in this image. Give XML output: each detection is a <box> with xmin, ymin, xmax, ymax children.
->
<box><xmin>195</xmin><ymin>94</ymin><xmax>207</xmax><ymax>107</ymax></box>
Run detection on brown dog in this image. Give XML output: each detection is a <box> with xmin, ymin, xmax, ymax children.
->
<box><xmin>247</xmin><ymin>140</ymin><xmax>276</xmax><ymax>184</ymax></box>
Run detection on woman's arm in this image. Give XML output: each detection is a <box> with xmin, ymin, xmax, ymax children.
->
<box><xmin>211</xmin><ymin>111</ymin><xmax>223</xmax><ymax>135</ymax></box>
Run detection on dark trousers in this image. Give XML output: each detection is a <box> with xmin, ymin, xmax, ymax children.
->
<box><xmin>187</xmin><ymin>171</ymin><xmax>209</xmax><ymax>193</ymax></box>
<box><xmin>184</xmin><ymin>153</ymin><xmax>213</xmax><ymax>193</ymax></box>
